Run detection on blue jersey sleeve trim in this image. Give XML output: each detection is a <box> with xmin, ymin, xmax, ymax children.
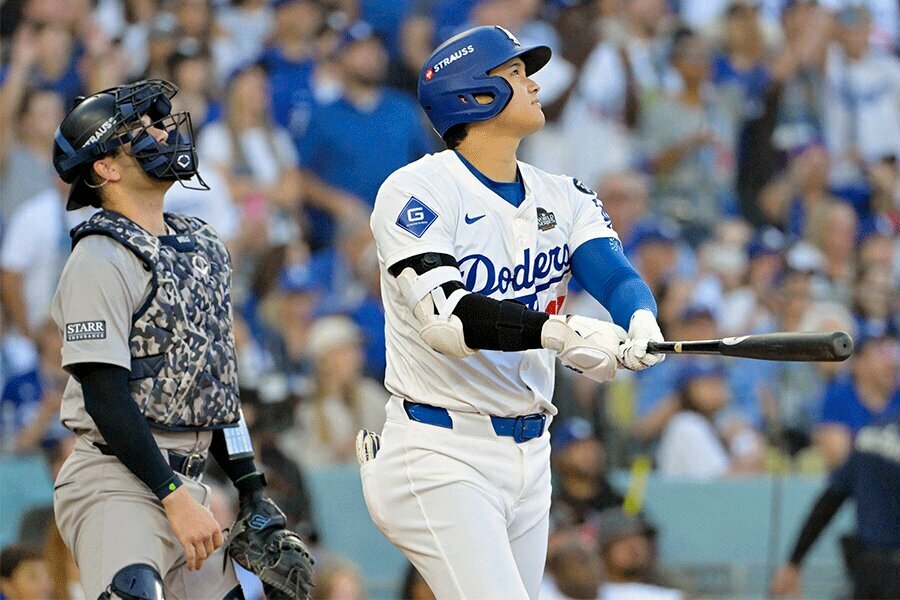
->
<box><xmin>571</xmin><ymin>237</ymin><xmax>657</xmax><ymax>328</ymax></box>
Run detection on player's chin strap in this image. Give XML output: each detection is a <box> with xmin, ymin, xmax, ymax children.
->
<box><xmin>397</xmin><ymin>267</ymin><xmax>476</xmax><ymax>358</ymax></box>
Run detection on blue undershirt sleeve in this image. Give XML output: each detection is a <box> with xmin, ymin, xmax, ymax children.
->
<box><xmin>570</xmin><ymin>238</ymin><xmax>657</xmax><ymax>329</ymax></box>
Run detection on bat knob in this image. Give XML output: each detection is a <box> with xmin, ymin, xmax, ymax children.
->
<box><xmin>831</xmin><ymin>331</ymin><xmax>854</xmax><ymax>360</ymax></box>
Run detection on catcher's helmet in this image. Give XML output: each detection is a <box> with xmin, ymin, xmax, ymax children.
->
<box><xmin>53</xmin><ymin>79</ymin><xmax>206</xmax><ymax>211</ymax></box>
<box><xmin>417</xmin><ymin>26</ymin><xmax>551</xmax><ymax>137</ymax></box>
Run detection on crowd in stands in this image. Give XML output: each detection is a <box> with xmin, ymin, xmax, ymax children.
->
<box><xmin>0</xmin><ymin>0</ymin><xmax>896</xmax><ymax>598</ymax></box>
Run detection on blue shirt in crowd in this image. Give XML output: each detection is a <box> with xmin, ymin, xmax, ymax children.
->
<box><xmin>297</xmin><ymin>89</ymin><xmax>433</xmax><ymax>247</ymax></box>
<box><xmin>259</xmin><ymin>47</ymin><xmax>317</xmax><ymax>139</ymax></box>
<box><xmin>819</xmin><ymin>373</ymin><xmax>900</xmax><ymax>433</ymax></box>
<box><xmin>711</xmin><ymin>54</ymin><xmax>770</xmax><ymax>120</ymax></box>
<box><xmin>0</xmin><ymin>335</ymin><xmax>42</xmax><ymax>447</ymax></box>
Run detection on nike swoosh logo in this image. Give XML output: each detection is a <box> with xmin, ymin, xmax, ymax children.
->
<box><xmin>465</xmin><ymin>213</ymin><xmax>486</xmax><ymax>224</ymax></box>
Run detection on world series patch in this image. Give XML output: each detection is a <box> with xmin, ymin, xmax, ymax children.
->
<box><xmin>66</xmin><ymin>320</ymin><xmax>106</xmax><ymax>341</ymax></box>
<box><xmin>537</xmin><ymin>207</ymin><xmax>557</xmax><ymax>231</ymax></box>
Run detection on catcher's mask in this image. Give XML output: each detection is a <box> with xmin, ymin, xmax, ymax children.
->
<box><xmin>53</xmin><ymin>79</ymin><xmax>208</xmax><ymax>210</ymax></box>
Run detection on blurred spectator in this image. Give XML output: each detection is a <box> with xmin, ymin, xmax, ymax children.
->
<box><xmin>771</xmin><ymin>0</ymin><xmax>830</xmax><ymax>151</ymax></box>
<box><xmin>171</xmin><ymin>0</ymin><xmax>216</xmax><ymax>70</ymax></box>
<box><xmin>596</xmin><ymin>170</ymin><xmax>651</xmax><ymax>248</ymax></box>
<box><xmin>857</xmin><ymin>231</ymin><xmax>895</xmax><ymax>275</ymax></box>
<box><xmin>640</xmin><ymin>28</ymin><xmax>741</xmax><ymax>241</ymax></box>
<box><xmin>541</xmin><ymin>531</ymin><xmax>604</xmax><ymax>600</ymax></box>
<box><xmin>771</xmin><ymin>301</ymin><xmax>857</xmax><ymax>455</ymax></box>
<box><xmin>198</xmin><ymin>63</ymin><xmax>303</xmax><ymax>248</ymax></box>
<box><xmin>396</xmin><ymin>4</ymin><xmax>439</xmax><ymax>94</ymax></box>
<box><xmin>813</xmin><ymin>201</ymin><xmax>858</xmax><ymax>303</ymax></box>
<box><xmin>0</xmin><ymin>81</ymin><xmax>63</xmax><ymax>226</ymax></box>
<box><xmin>0</xmin><ymin>544</ymin><xmax>51</xmax><ymax>600</ymax></box>
<box><xmin>399</xmin><ymin>563</ymin><xmax>436</xmax><ymax>600</ymax></box>
<box><xmin>786</xmin><ymin>143</ymin><xmax>841</xmax><ymax>242</ymax></box>
<box><xmin>627</xmin><ymin>217</ymin><xmax>680</xmax><ymax>296</ymax></box>
<box><xmin>308</xmin><ymin>217</ymin><xmax>386</xmax><ymax>377</ymax></box>
<box><xmin>259</xmin><ymin>0</ymin><xmax>327</xmax><ymax>138</ymax></box>
<box><xmin>718</xmin><ymin>229</ymin><xmax>786</xmax><ymax>360</ymax></box>
<box><xmin>556</xmin><ymin>0</ymin><xmax>676</xmax><ymax>183</ymax></box>
<box><xmin>551</xmin><ymin>418</ymin><xmax>624</xmax><ymax>530</ymax></box>
<box><xmin>712</xmin><ymin>2</ymin><xmax>771</xmax><ymax>125</ymax></box>
<box><xmin>634</xmin><ymin>306</ymin><xmax>718</xmax><ymax>445</ymax></box>
<box><xmin>771</xmin><ymin>414</ymin><xmax>900</xmax><ymax>600</ymax></box>
<box><xmin>215</xmin><ymin>0</ymin><xmax>274</xmax><ymax>73</ymax></box>
<box><xmin>297</xmin><ymin>21</ymin><xmax>434</xmax><ymax>249</ymax></box>
<box><xmin>278</xmin><ymin>315</ymin><xmax>387</xmax><ymax>468</ymax></box>
<box><xmin>856</xmin><ymin>160</ymin><xmax>899</xmax><ymax>240</ymax></box>
<box><xmin>44</xmin><ymin>521</ymin><xmax>83</xmax><ymax>600</ymax></box>
<box><xmin>656</xmin><ymin>361</ymin><xmax>765</xmax><ymax>478</ymax></box>
<box><xmin>852</xmin><ymin>263</ymin><xmax>897</xmax><ymax>340</ymax></box>
<box><xmin>698</xmin><ymin>232</ymin><xmax>751</xmax><ymax>335</ymax></box>
<box><xmin>756</xmin><ymin>175</ymin><xmax>793</xmax><ymax>231</ymax></box>
<box><xmin>815</xmin><ymin>334</ymin><xmax>899</xmax><ymax>469</ymax></box>
<box><xmin>1</xmin><ymin>320</ymin><xmax>70</xmax><ymax>454</ymax></box>
<box><xmin>823</xmin><ymin>6</ymin><xmax>900</xmax><ymax>185</ymax></box>
<box><xmin>256</xmin><ymin>261</ymin><xmax>320</xmax><ymax>393</ymax></box>
<box><xmin>167</xmin><ymin>48</ymin><xmax>219</xmax><ymax>131</ymax></box>
<box><xmin>8</xmin><ymin>17</ymin><xmax>84</xmax><ymax>108</ymax></box>
<box><xmin>92</xmin><ymin>0</ymin><xmax>157</xmax><ymax>79</ymax></box>
<box><xmin>0</xmin><ymin>181</ymin><xmax>94</xmax><ymax>337</ymax></box>
<box><xmin>310</xmin><ymin>556</ymin><xmax>366</xmax><ymax>600</ymax></box>
<box><xmin>237</xmin><ymin>390</ymin><xmax>318</xmax><ymax>539</ymax></box>
<box><xmin>595</xmin><ymin>508</ymin><xmax>682</xmax><ymax>600</ymax></box>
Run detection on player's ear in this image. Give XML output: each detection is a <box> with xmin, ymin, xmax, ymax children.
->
<box><xmin>92</xmin><ymin>156</ymin><xmax>121</xmax><ymax>183</ymax></box>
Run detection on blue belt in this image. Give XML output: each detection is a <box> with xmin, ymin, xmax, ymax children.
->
<box><xmin>402</xmin><ymin>400</ymin><xmax>547</xmax><ymax>444</ymax></box>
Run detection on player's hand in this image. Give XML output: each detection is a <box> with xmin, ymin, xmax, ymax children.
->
<box><xmin>770</xmin><ymin>563</ymin><xmax>802</xmax><ymax>599</ymax></box>
<box><xmin>162</xmin><ymin>485</ymin><xmax>224</xmax><ymax>571</ymax></box>
<box><xmin>542</xmin><ymin>315</ymin><xmax>627</xmax><ymax>383</ymax></box>
<box><xmin>618</xmin><ymin>309</ymin><xmax>665</xmax><ymax>371</ymax></box>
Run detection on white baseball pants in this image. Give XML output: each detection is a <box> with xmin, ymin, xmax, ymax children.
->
<box><xmin>361</xmin><ymin>397</ymin><xmax>552</xmax><ymax>600</ymax></box>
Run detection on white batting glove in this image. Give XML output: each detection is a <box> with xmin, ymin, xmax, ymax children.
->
<box><xmin>619</xmin><ymin>309</ymin><xmax>665</xmax><ymax>371</ymax></box>
<box><xmin>542</xmin><ymin>315</ymin><xmax>627</xmax><ymax>383</ymax></box>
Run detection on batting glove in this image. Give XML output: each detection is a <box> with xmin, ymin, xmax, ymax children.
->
<box><xmin>542</xmin><ymin>315</ymin><xmax>627</xmax><ymax>383</ymax></box>
<box><xmin>619</xmin><ymin>309</ymin><xmax>665</xmax><ymax>371</ymax></box>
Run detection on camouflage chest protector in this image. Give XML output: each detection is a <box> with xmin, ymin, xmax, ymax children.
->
<box><xmin>72</xmin><ymin>210</ymin><xmax>240</xmax><ymax>430</ymax></box>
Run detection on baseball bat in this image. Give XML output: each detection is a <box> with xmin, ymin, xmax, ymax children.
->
<box><xmin>646</xmin><ymin>331</ymin><xmax>853</xmax><ymax>362</ymax></box>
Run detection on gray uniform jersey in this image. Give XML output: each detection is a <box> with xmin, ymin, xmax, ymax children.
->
<box><xmin>50</xmin><ymin>235</ymin><xmax>209</xmax><ymax>452</ymax></box>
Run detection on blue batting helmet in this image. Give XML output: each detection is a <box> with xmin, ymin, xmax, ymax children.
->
<box><xmin>417</xmin><ymin>26</ymin><xmax>551</xmax><ymax>137</ymax></box>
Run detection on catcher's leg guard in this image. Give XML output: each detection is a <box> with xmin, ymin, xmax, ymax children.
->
<box><xmin>98</xmin><ymin>564</ymin><xmax>164</xmax><ymax>600</ymax></box>
<box><xmin>222</xmin><ymin>584</ymin><xmax>245</xmax><ymax>600</ymax></box>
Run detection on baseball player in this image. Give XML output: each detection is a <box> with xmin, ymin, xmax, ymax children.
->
<box><xmin>49</xmin><ymin>79</ymin><xmax>312</xmax><ymax>600</ymax></box>
<box><xmin>358</xmin><ymin>27</ymin><xmax>665</xmax><ymax>599</ymax></box>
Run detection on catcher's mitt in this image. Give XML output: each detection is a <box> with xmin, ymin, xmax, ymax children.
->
<box><xmin>226</xmin><ymin>495</ymin><xmax>314</xmax><ymax>600</ymax></box>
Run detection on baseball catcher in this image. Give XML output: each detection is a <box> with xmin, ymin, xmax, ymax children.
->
<box><xmin>49</xmin><ymin>78</ymin><xmax>314</xmax><ymax>600</ymax></box>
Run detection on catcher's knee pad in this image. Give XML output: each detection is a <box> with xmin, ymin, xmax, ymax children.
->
<box><xmin>98</xmin><ymin>564</ymin><xmax>164</xmax><ymax>600</ymax></box>
<box><xmin>222</xmin><ymin>585</ymin><xmax>245</xmax><ymax>600</ymax></box>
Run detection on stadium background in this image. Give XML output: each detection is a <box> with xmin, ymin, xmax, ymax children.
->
<box><xmin>0</xmin><ymin>0</ymin><xmax>896</xmax><ymax>598</ymax></box>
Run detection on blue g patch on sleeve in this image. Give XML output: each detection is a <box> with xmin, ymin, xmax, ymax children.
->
<box><xmin>396</xmin><ymin>197</ymin><xmax>438</xmax><ymax>238</ymax></box>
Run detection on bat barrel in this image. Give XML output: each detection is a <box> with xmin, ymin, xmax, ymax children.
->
<box><xmin>647</xmin><ymin>331</ymin><xmax>854</xmax><ymax>362</ymax></box>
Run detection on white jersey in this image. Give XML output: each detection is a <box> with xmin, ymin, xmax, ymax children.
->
<box><xmin>371</xmin><ymin>150</ymin><xmax>619</xmax><ymax>417</ymax></box>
